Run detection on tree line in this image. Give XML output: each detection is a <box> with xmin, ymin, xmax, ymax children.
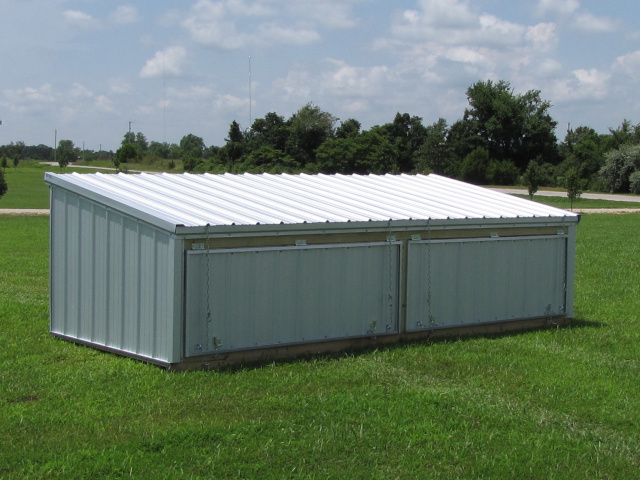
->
<box><xmin>3</xmin><ymin>79</ymin><xmax>640</xmax><ymax>194</ymax></box>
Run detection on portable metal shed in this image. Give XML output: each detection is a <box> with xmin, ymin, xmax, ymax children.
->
<box><xmin>45</xmin><ymin>172</ymin><xmax>579</xmax><ymax>369</ymax></box>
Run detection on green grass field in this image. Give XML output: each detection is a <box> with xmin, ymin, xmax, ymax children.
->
<box><xmin>513</xmin><ymin>194</ymin><xmax>640</xmax><ymax>210</ymax></box>
<box><xmin>0</xmin><ymin>162</ymin><xmax>112</xmax><ymax>209</ymax></box>
<box><xmin>0</xmin><ymin>160</ymin><xmax>174</xmax><ymax>209</ymax></box>
<box><xmin>1</xmin><ymin>213</ymin><xmax>639</xmax><ymax>479</ymax></box>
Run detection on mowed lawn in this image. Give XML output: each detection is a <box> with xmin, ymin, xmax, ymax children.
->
<box><xmin>1</xmin><ymin>213</ymin><xmax>639</xmax><ymax>479</ymax></box>
<box><xmin>0</xmin><ymin>162</ymin><xmax>112</xmax><ymax>209</ymax></box>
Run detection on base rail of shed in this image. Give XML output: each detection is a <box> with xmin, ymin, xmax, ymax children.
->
<box><xmin>168</xmin><ymin>314</ymin><xmax>571</xmax><ymax>371</ymax></box>
<box><xmin>50</xmin><ymin>333</ymin><xmax>174</xmax><ymax>369</ymax></box>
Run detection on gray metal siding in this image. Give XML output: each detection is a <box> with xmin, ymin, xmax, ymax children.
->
<box><xmin>50</xmin><ymin>187</ymin><xmax>181</xmax><ymax>363</ymax></box>
<box><xmin>184</xmin><ymin>242</ymin><xmax>401</xmax><ymax>356</ymax></box>
<box><xmin>406</xmin><ymin>235</ymin><xmax>567</xmax><ymax>330</ymax></box>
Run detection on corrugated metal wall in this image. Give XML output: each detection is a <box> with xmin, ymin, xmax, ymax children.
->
<box><xmin>406</xmin><ymin>235</ymin><xmax>567</xmax><ymax>330</ymax></box>
<box><xmin>184</xmin><ymin>242</ymin><xmax>401</xmax><ymax>356</ymax></box>
<box><xmin>50</xmin><ymin>188</ymin><xmax>183</xmax><ymax>363</ymax></box>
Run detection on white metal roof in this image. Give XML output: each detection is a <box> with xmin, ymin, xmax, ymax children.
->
<box><xmin>45</xmin><ymin>172</ymin><xmax>578</xmax><ymax>232</ymax></box>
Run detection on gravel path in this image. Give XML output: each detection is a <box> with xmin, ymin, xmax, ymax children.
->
<box><xmin>491</xmin><ymin>187</ymin><xmax>640</xmax><ymax>203</ymax></box>
<box><xmin>0</xmin><ymin>209</ymin><xmax>50</xmax><ymax>215</ymax></box>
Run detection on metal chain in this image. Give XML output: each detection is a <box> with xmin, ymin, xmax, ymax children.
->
<box><xmin>205</xmin><ymin>223</ymin><xmax>211</xmax><ymax>351</ymax></box>
<box><xmin>561</xmin><ymin>217</ymin><xmax>567</xmax><ymax>315</ymax></box>
<box><xmin>387</xmin><ymin>220</ymin><xmax>393</xmax><ymax>330</ymax></box>
<box><xmin>427</xmin><ymin>218</ymin><xmax>433</xmax><ymax>327</ymax></box>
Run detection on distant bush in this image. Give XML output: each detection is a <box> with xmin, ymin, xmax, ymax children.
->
<box><xmin>599</xmin><ymin>144</ymin><xmax>640</xmax><ymax>193</ymax></box>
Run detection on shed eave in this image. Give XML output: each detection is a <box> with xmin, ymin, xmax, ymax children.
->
<box><xmin>174</xmin><ymin>214</ymin><xmax>580</xmax><ymax>237</ymax></box>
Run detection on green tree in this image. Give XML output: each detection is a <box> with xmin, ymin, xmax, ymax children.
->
<box><xmin>416</xmin><ymin>118</ymin><xmax>451</xmax><ymax>174</ymax></box>
<box><xmin>182</xmin><ymin>154</ymin><xmax>203</xmax><ymax>172</ymax></box>
<box><xmin>565</xmin><ymin>168</ymin><xmax>582</xmax><ymax>211</ymax></box>
<box><xmin>286</xmin><ymin>103</ymin><xmax>337</xmax><ymax>166</ymax></box>
<box><xmin>462</xmin><ymin>80</ymin><xmax>558</xmax><ymax>171</ymax></box>
<box><xmin>316</xmin><ymin>128</ymin><xmax>397</xmax><ymax>174</ymax></box>
<box><xmin>135</xmin><ymin>132</ymin><xmax>149</xmax><ymax>153</ymax></box>
<box><xmin>169</xmin><ymin>143</ymin><xmax>182</xmax><ymax>159</ymax></box>
<box><xmin>629</xmin><ymin>171</ymin><xmax>640</xmax><ymax>194</ymax></box>
<box><xmin>179</xmin><ymin>134</ymin><xmax>205</xmax><ymax>160</ymax></box>
<box><xmin>7</xmin><ymin>141</ymin><xmax>26</xmax><ymax>164</ymax></box>
<box><xmin>1</xmin><ymin>154</ymin><xmax>8</xmax><ymax>172</ymax></box>
<box><xmin>223</xmin><ymin>121</ymin><xmax>245</xmax><ymax>164</ymax></box>
<box><xmin>522</xmin><ymin>159</ymin><xmax>542</xmax><ymax>199</ymax></box>
<box><xmin>236</xmin><ymin>145</ymin><xmax>299</xmax><ymax>173</ymax></box>
<box><xmin>57</xmin><ymin>139</ymin><xmax>76</xmax><ymax>169</ymax></box>
<box><xmin>602</xmin><ymin>119</ymin><xmax>640</xmax><ymax>152</ymax></box>
<box><xmin>558</xmin><ymin>126</ymin><xmax>604</xmax><ymax>187</ymax></box>
<box><xmin>122</xmin><ymin>131</ymin><xmax>135</xmax><ymax>145</ymax></box>
<box><xmin>0</xmin><ymin>167</ymin><xmax>7</xmax><ymax>203</ymax></box>
<box><xmin>335</xmin><ymin>118</ymin><xmax>361</xmax><ymax>139</ymax></box>
<box><xmin>113</xmin><ymin>143</ymin><xmax>139</xmax><ymax>170</ymax></box>
<box><xmin>248</xmin><ymin>112</ymin><xmax>289</xmax><ymax>152</ymax></box>
<box><xmin>487</xmin><ymin>159</ymin><xmax>520</xmax><ymax>185</ymax></box>
<box><xmin>149</xmin><ymin>141</ymin><xmax>171</xmax><ymax>159</ymax></box>
<box><xmin>460</xmin><ymin>147</ymin><xmax>490</xmax><ymax>184</ymax></box>
<box><xmin>380</xmin><ymin>113</ymin><xmax>427</xmax><ymax>172</ymax></box>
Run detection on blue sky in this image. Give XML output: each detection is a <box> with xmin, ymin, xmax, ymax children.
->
<box><xmin>1</xmin><ymin>0</ymin><xmax>639</xmax><ymax>152</ymax></box>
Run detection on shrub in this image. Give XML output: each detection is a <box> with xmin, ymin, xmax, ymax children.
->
<box><xmin>599</xmin><ymin>144</ymin><xmax>640</xmax><ymax>193</ymax></box>
<box><xmin>487</xmin><ymin>159</ymin><xmax>519</xmax><ymax>186</ymax></box>
<box><xmin>630</xmin><ymin>171</ymin><xmax>640</xmax><ymax>194</ymax></box>
<box><xmin>460</xmin><ymin>147</ymin><xmax>489</xmax><ymax>184</ymax></box>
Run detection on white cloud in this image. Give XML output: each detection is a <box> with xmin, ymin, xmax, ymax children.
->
<box><xmin>63</xmin><ymin>10</ymin><xmax>99</xmax><ymax>29</ymax></box>
<box><xmin>111</xmin><ymin>5</ymin><xmax>138</xmax><ymax>25</ymax></box>
<box><xmin>256</xmin><ymin>24</ymin><xmax>320</xmax><ymax>47</ymax></box>
<box><xmin>223</xmin><ymin>0</ymin><xmax>272</xmax><ymax>17</ymax></box>
<box><xmin>274</xmin><ymin>70</ymin><xmax>313</xmax><ymax>101</ymax></box>
<box><xmin>183</xmin><ymin>1</ymin><xmax>247</xmax><ymax>50</ymax></box>
<box><xmin>536</xmin><ymin>58</ymin><xmax>563</xmax><ymax>77</ymax></box>
<box><xmin>389</xmin><ymin>1</ymin><xmax>528</xmax><ymax>48</ymax></box>
<box><xmin>612</xmin><ymin>50</ymin><xmax>640</xmax><ymax>83</ymax></box>
<box><xmin>70</xmin><ymin>83</ymin><xmax>93</xmax><ymax>99</ymax></box>
<box><xmin>413</xmin><ymin>0</ymin><xmax>477</xmax><ymax>29</ymax></box>
<box><xmin>108</xmin><ymin>78</ymin><xmax>132</xmax><ymax>94</ymax></box>
<box><xmin>140</xmin><ymin>46</ymin><xmax>188</xmax><ymax>78</ymax></box>
<box><xmin>183</xmin><ymin>0</ymin><xmax>321</xmax><ymax>49</ymax></box>
<box><xmin>6</xmin><ymin>84</ymin><xmax>56</xmax><ymax>104</ymax></box>
<box><xmin>95</xmin><ymin>95</ymin><xmax>114</xmax><ymax>112</ymax></box>
<box><xmin>573</xmin><ymin>13</ymin><xmax>617</xmax><ymax>33</ymax></box>
<box><xmin>2</xmin><ymin>84</ymin><xmax>58</xmax><ymax>117</ymax></box>
<box><xmin>288</xmin><ymin>2</ymin><xmax>358</xmax><ymax>29</ymax></box>
<box><xmin>536</xmin><ymin>0</ymin><xmax>580</xmax><ymax>16</ymax></box>
<box><xmin>174</xmin><ymin>86</ymin><xmax>213</xmax><ymax>100</ymax></box>
<box><xmin>551</xmin><ymin>68</ymin><xmax>610</xmax><ymax>101</ymax></box>
<box><xmin>213</xmin><ymin>93</ymin><xmax>249</xmax><ymax>112</ymax></box>
<box><xmin>525</xmin><ymin>23</ymin><xmax>558</xmax><ymax>51</ymax></box>
<box><xmin>443</xmin><ymin>46</ymin><xmax>492</xmax><ymax>66</ymax></box>
<box><xmin>321</xmin><ymin>60</ymin><xmax>391</xmax><ymax>97</ymax></box>
<box><xmin>477</xmin><ymin>14</ymin><xmax>526</xmax><ymax>47</ymax></box>
<box><xmin>536</xmin><ymin>0</ymin><xmax>618</xmax><ymax>33</ymax></box>
<box><xmin>273</xmin><ymin>59</ymin><xmax>394</xmax><ymax>115</ymax></box>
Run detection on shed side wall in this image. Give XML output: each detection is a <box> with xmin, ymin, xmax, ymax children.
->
<box><xmin>50</xmin><ymin>187</ymin><xmax>182</xmax><ymax>363</ymax></box>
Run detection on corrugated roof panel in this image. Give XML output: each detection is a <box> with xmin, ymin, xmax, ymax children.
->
<box><xmin>45</xmin><ymin>172</ymin><xmax>577</xmax><ymax>230</ymax></box>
